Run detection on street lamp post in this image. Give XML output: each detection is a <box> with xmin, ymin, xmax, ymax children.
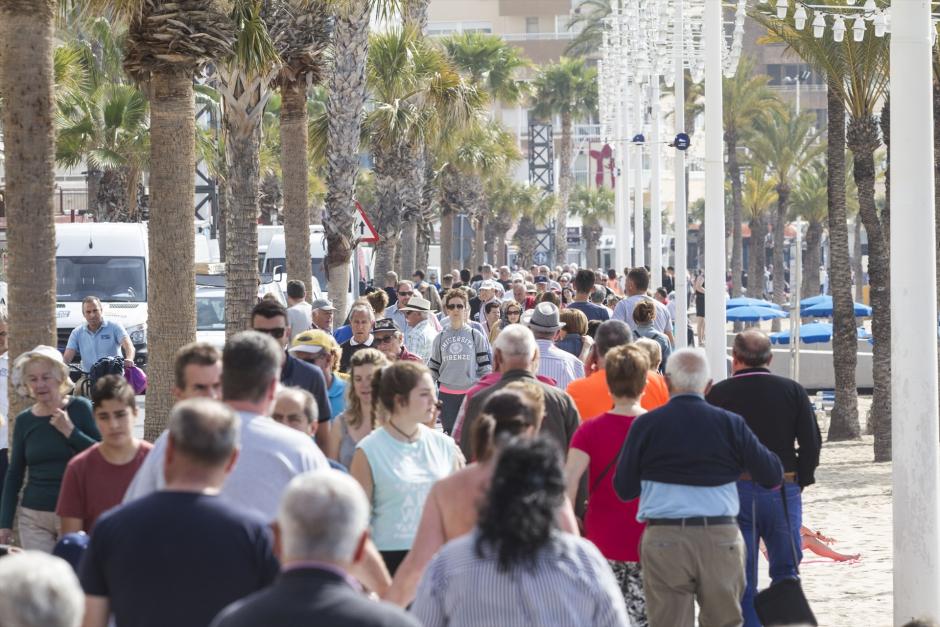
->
<box><xmin>703</xmin><ymin>0</ymin><xmax>726</xmax><ymax>379</ymax></box>
<box><xmin>890</xmin><ymin>0</ymin><xmax>940</xmax><ymax>623</ymax></box>
<box><xmin>633</xmin><ymin>82</ymin><xmax>645</xmax><ymax>268</ymax></box>
<box><xmin>790</xmin><ymin>217</ymin><xmax>807</xmax><ymax>382</ymax></box>
<box><xmin>672</xmin><ymin>0</ymin><xmax>688</xmax><ymax>349</ymax></box>
<box><xmin>783</xmin><ymin>70</ymin><xmax>811</xmax><ymax>113</ymax></box>
<box><xmin>650</xmin><ymin>79</ymin><xmax>663</xmax><ymax>291</ymax></box>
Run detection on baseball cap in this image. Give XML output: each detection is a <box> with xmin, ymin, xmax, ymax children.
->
<box><xmin>289</xmin><ymin>329</ymin><xmax>337</xmax><ymax>356</ymax></box>
<box><xmin>311</xmin><ymin>298</ymin><xmax>335</xmax><ymax>312</ymax></box>
<box><xmin>373</xmin><ymin>318</ymin><xmax>398</xmax><ymax>335</ymax></box>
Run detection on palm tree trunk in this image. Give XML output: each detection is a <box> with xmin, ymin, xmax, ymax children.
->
<box><xmin>847</xmin><ymin>116</ymin><xmax>890</xmax><ymax>461</ymax></box>
<box><xmin>126</xmin><ymin>167</ymin><xmax>140</xmax><ymax>222</ymax></box>
<box><xmin>324</xmin><ymin>0</ymin><xmax>370</xmax><ymax>321</ymax></box>
<box><xmin>727</xmin><ymin>135</ymin><xmax>744</xmax><ymax>297</ymax></box>
<box><xmin>400</xmin><ymin>218</ymin><xmax>418</xmax><ymax>276</ymax></box>
<box><xmin>224</xmin><ymin>122</ymin><xmax>262</xmax><ymax>337</ymax></box>
<box><xmin>516</xmin><ymin>216</ymin><xmax>537</xmax><ymax>269</ymax></box>
<box><xmin>371</xmin><ymin>147</ymin><xmax>404</xmax><ymax>279</ymax></box>
<box><xmin>144</xmin><ymin>69</ymin><xmax>198</xmax><ymax>440</ymax></box>
<box><xmin>556</xmin><ymin>111</ymin><xmax>573</xmax><ymax>265</ymax></box>
<box><xmin>472</xmin><ymin>214</ymin><xmax>486</xmax><ymax>269</ymax></box>
<box><xmin>496</xmin><ymin>232</ymin><xmax>508</xmax><ymax>267</ymax></box>
<box><xmin>440</xmin><ymin>207</ymin><xmax>455</xmax><ymax>275</ymax></box>
<box><xmin>853</xmin><ymin>215</ymin><xmax>864</xmax><ymax>302</ymax></box>
<box><xmin>218</xmin><ymin>179</ymin><xmax>229</xmax><ymax>261</ymax></box>
<box><xmin>802</xmin><ymin>220</ymin><xmax>822</xmax><ymax>298</ymax></box>
<box><xmin>771</xmin><ymin>184</ymin><xmax>789</xmax><ymax>331</ymax></box>
<box><xmin>99</xmin><ymin>168</ymin><xmax>131</xmax><ymax>222</ymax></box>
<box><xmin>0</xmin><ymin>0</ymin><xmax>58</xmax><ymax>422</ymax></box>
<box><xmin>826</xmin><ymin>83</ymin><xmax>860</xmax><ymax>441</ymax></box>
<box><xmin>416</xmin><ymin>226</ymin><xmax>430</xmax><ymax>273</ymax></box>
<box><xmin>281</xmin><ymin>82</ymin><xmax>313</xmax><ymax>300</ymax></box>
<box><xmin>748</xmin><ymin>215</ymin><xmax>766</xmax><ymax>300</ymax></box>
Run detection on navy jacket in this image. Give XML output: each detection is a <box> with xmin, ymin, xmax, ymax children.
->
<box><xmin>281</xmin><ymin>353</ymin><xmax>332</xmax><ymax>423</ymax></box>
<box><xmin>614</xmin><ymin>394</ymin><xmax>783</xmax><ymax>502</ymax></box>
<box><xmin>211</xmin><ymin>567</ymin><xmax>419</xmax><ymax>627</ymax></box>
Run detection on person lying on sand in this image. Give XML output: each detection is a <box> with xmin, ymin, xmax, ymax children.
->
<box><xmin>801</xmin><ymin>525</ymin><xmax>860</xmax><ymax>562</ymax></box>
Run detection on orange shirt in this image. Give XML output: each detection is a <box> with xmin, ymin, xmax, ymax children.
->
<box><xmin>566</xmin><ymin>369</ymin><xmax>669</xmax><ymax>422</ymax></box>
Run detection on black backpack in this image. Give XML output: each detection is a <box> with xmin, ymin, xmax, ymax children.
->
<box><xmin>88</xmin><ymin>356</ymin><xmax>125</xmax><ymax>392</ymax></box>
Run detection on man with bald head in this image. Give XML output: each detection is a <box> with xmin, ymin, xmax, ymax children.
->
<box><xmin>706</xmin><ymin>329</ymin><xmax>821</xmax><ymax>627</ymax></box>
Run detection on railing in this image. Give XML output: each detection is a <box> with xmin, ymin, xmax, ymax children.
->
<box><xmin>500</xmin><ymin>32</ymin><xmax>577</xmax><ymax>41</ymax></box>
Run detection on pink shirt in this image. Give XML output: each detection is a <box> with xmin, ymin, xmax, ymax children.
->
<box><xmin>570</xmin><ymin>412</ymin><xmax>645</xmax><ymax>562</ymax></box>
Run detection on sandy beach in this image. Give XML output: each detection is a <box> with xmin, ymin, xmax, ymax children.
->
<box><xmin>757</xmin><ymin>396</ymin><xmax>894</xmax><ymax>626</ymax></box>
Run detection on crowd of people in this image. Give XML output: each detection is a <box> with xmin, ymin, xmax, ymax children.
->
<box><xmin>0</xmin><ymin>260</ymin><xmax>870</xmax><ymax>627</ymax></box>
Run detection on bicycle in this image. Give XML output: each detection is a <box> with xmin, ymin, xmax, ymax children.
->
<box><xmin>68</xmin><ymin>363</ymin><xmax>92</xmax><ymax>398</ymax></box>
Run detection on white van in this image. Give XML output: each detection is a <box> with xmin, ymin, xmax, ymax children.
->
<box><xmin>55</xmin><ymin>223</ymin><xmax>149</xmax><ymax>369</ymax></box>
<box><xmin>260</xmin><ymin>225</ymin><xmax>373</xmax><ymax>301</ymax></box>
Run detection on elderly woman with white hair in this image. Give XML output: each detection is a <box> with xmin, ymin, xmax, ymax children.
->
<box><xmin>0</xmin><ymin>346</ymin><xmax>100</xmax><ymax>551</ymax></box>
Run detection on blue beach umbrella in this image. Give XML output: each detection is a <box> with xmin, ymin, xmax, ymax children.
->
<box><xmin>799</xmin><ymin>294</ymin><xmax>830</xmax><ymax>308</ymax></box>
<box><xmin>725</xmin><ymin>306</ymin><xmax>788</xmax><ymax>322</ymax></box>
<box><xmin>726</xmin><ymin>297</ymin><xmax>782</xmax><ymax>310</ymax></box>
<box><xmin>801</xmin><ymin>300</ymin><xmax>872</xmax><ymax>317</ymax></box>
<box><xmin>769</xmin><ymin>323</ymin><xmax>870</xmax><ymax>345</ymax></box>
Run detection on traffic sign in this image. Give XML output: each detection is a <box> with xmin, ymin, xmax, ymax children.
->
<box><xmin>354</xmin><ymin>201</ymin><xmax>379</xmax><ymax>243</ymax></box>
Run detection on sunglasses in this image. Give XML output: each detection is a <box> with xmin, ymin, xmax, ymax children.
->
<box><xmin>446</xmin><ymin>303</ymin><xmax>465</xmax><ymax>310</ymax></box>
<box><xmin>508</xmin><ymin>310</ymin><xmax>521</xmax><ymax>316</ymax></box>
<box><xmin>374</xmin><ymin>335</ymin><xmax>396</xmax><ymax>345</ymax></box>
<box><xmin>254</xmin><ymin>327</ymin><xmax>286</xmax><ymax>339</ymax></box>
<box><xmin>398</xmin><ymin>291</ymin><xmax>414</xmax><ymax>296</ymax></box>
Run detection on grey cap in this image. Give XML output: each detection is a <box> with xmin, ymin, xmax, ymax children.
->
<box><xmin>311</xmin><ymin>298</ymin><xmax>335</xmax><ymax>312</ymax></box>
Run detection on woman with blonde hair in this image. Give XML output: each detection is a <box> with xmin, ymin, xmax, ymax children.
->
<box><xmin>327</xmin><ymin>348</ymin><xmax>388</xmax><ymax>469</ymax></box>
<box><xmin>556</xmin><ymin>308</ymin><xmax>594</xmax><ymax>363</ymax></box>
<box><xmin>0</xmin><ymin>347</ymin><xmax>100</xmax><ymax>551</ymax></box>
<box><xmin>351</xmin><ymin>361</ymin><xmax>463</xmax><ymax>575</ymax></box>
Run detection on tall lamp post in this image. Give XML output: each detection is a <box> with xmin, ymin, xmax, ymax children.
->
<box><xmin>790</xmin><ymin>217</ymin><xmax>807</xmax><ymax>382</ymax></box>
<box><xmin>783</xmin><ymin>69</ymin><xmax>811</xmax><ymax>113</ymax></box>
<box><xmin>890</xmin><ymin>0</ymin><xmax>940</xmax><ymax>622</ymax></box>
<box><xmin>703</xmin><ymin>0</ymin><xmax>727</xmax><ymax>379</ymax></box>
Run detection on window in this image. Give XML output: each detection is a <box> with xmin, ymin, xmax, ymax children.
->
<box><xmin>56</xmin><ymin>257</ymin><xmax>147</xmax><ymax>302</ymax></box>
<box><xmin>428</xmin><ymin>21</ymin><xmax>459</xmax><ymax>36</ymax></box>
<box><xmin>526</xmin><ymin>17</ymin><xmax>539</xmax><ymax>33</ymax></box>
<box><xmin>462</xmin><ymin>21</ymin><xmax>493</xmax><ymax>33</ymax></box>
<box><xmin>765</xmin><ymin>63</ymin><xmax>822</xmax><ymax>86</ymax></box>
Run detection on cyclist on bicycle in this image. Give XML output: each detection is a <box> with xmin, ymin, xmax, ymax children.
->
<box><xmin>62</xmin><ymin>297</ymin><xmax>135</xmax><ymax>395</ymax></box>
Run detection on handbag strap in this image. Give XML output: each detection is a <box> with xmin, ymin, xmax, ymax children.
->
<box><xmin>779</xmin><ymin>484</ymin><xmax>801</xmax><ymax>576</ymax></box>
<box><xmin>589</xmin><ymin>454</ymin><xmax>618</xmax><ymax>496</ymax></box>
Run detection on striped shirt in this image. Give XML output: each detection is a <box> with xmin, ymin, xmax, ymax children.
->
<box><xmin>535</xmin><ymin>339</ymin><xmax>585</xmax><ymax>390</ymax></box>
<box><xmin>411</xmin><ymin>530</ymin><xmax>631</xmax><ymax>627</ymax></box>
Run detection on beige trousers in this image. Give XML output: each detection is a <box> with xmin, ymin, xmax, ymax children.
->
<box><xmin>18</xmin><ymin>507</ymin><xmax>60</xmax><ymax>553</ymax></box>
<box><xmin>641</xmin><ymin>523</ymin><xmax>746</xmax><ymax>627</ymax></box>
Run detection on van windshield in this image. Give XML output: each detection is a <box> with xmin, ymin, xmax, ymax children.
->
<box><xmin>263</xmin><ymin>257</ymin><xmax>328</xmax><ymax>289</ymax></box>
<box><xmin>196</xmin><ymin>294</ymin><xmax>225</xmax><ymax>330</ymax></box>
<box><xmin>56</xmin><ymin>256</ymin><xmax>147</xmax><ymax>302</ymax></box>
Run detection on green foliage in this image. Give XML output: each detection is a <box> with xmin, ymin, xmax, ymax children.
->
<box><xmin>723</xmin><ymin>55</ymin><xmax>781</xmax><ymax>143</ymax></box>
<box><xmin>531</xmin><ymin>57</ymin><xmax>598</xmax><ymax>122</ymax></box>
<box><xmin>748</xmin><ymin>107</ymin><xmax>824</xmax><ymax>190</ymax></box>
<box><xmin>365</xmin><ymin>27</ymin><xmax>485</xmax><ymax>153</ymax></box>
<box><xmin>564</xmin><ymin>0</ymin><xmax>611</xmax><ymax>57</ymax></box>
<box><xmin>439</xmin><ymin>32</ymin><xmax>531</xmax><ymax>105</ymax></box>
<box><xmin>569</xmin><ymin>185</ymin><xmax>614</xmax><ymax>224</ymax></box>
<box><xmin>790</xmin><ymin>160</ymin><xmax>828</xmax><ymax>224</ymax></box>
<box><xmin>741</xmin><ymin>166</ymin><xmax>778</xmax><ymax>222</ymax></box>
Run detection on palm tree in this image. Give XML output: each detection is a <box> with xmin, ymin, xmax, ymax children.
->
<box><xmin>790</xmin><ymin>160</ymin><xmax>828</xmax><ymax>298</ymax></box>
<box><xmin>826</xmin><ymin>85</ymin><xmax>861</xmax><ymax>441</ymax></box>
<box><xmin>437</xmin><ymin>32</ymin><xmax>530</xmax><ymax>271</ymax></box>
<box><xmin>484</xmin><ymin>176</ymin><xmax>532</xmax><ymax>267</ymax></box>
<box><xmin>741</xmin><ymin>166</ymin><xmax>778</xmax><ymax>300</ymax></box>
<box><xmin>531</xmin><ymin>58</ymin><xmax>598</xmax><ymax>266</ymax></box>
<box><xmin>269</xmin><ymin>0</ymin><xmax>329</xmax><ymax>301</ymax></box>
<box><xmin>753</xmin><ymin>4</ymin><xmax>890</xmax><ymax>457</ymax></box>
<box><xmin>748</xmin><ymin>107</ymin><xmax>823</xmax><ymax>330</ymax></box>
<box><xmin>214</xmin><ymin>2</ymin><xmax>281</xmax><ymax>337</ymax></box>
<box><xmin>724</xmin><ymin>56</ymin><xmax>780</xmax><ymax>298</ymax></box>
<box><xmin>565</xmin><ymin>0</ymin><xmax>611</xmax><ymax>57</ymax></box>
<box><xmin>569</xmin><ymin>185</ymin><xmax>614</xmax><ymax>268</ymax></box>
<box><xmin>0</xmin><ymin>0</ymin><xmax>59</xmax><ymax>418</ymax></box>
<box><xmin>365</xmin><ymin>27</ymin><xmax>482</xmax><ymax>279</ymax></box>
<box><xmin>88</xmin><ymin>0</ymin><xmax>234</xmax><ymax>440</ymax></box>
<box><xmin>55</xmin><ymin>82</ymin><xmax>150</xmax><ymax>222</ymax></box>
<box><xmin>514</xmin><ymin>190</ymin><xmax>558</xmax><ymax>269</ymax></box>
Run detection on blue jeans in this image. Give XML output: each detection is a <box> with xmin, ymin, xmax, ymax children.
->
<box><xmin>737</xmin><ymin>480</ymin><xmax>802</xmax><ymax>627</ymax></box>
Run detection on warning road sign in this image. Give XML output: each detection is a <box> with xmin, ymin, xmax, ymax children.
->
<box><xmin>355</xmin><ymin>201</ymin><xmax>379</xmax><ymax>243</ymax></box>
